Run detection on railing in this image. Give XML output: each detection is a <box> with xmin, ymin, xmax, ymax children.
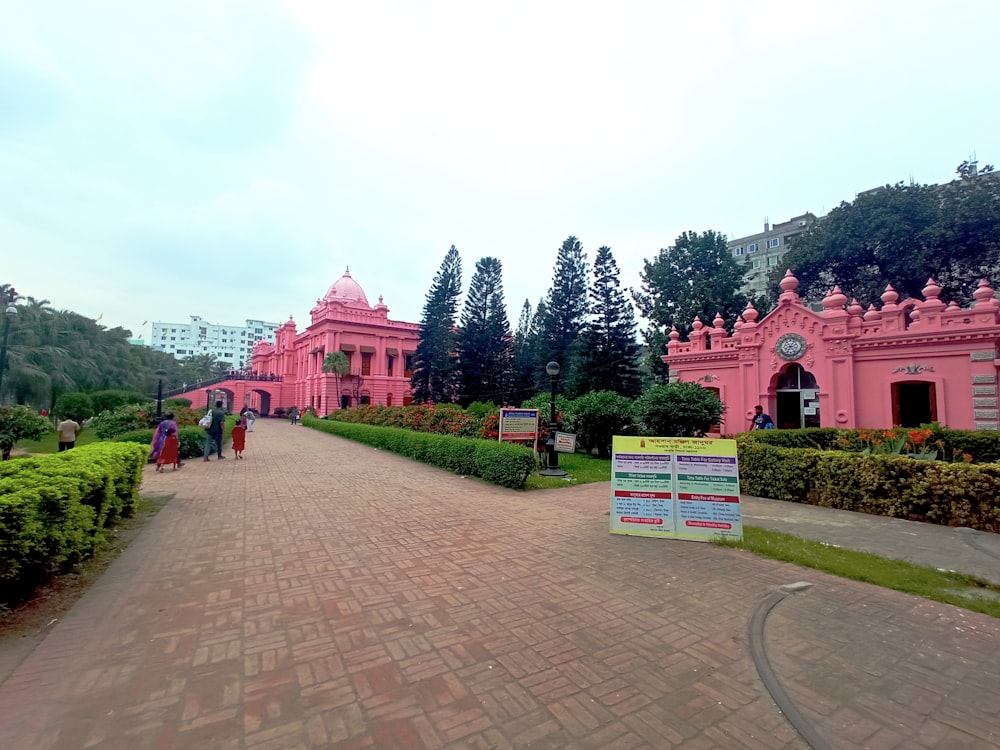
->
<box><xmin>161</xmin><ymin>373</ymin><xmax>283</xmax><ymax>399</ymax></box>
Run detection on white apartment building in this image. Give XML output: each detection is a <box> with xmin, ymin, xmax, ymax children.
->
<box><xmin>149</xmin><ymin>316</ymin><xmax>280</xmax><ymax>366</ymax></box>
<box><xmin>729</xmin><ymin>213</ymin><xmax>819</xmax><ymax>297</ymax></box>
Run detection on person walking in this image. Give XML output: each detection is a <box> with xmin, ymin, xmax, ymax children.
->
<box><xmin>231</xmin><ymin>414</ymin><xmax>247</xmax><ymax>459</ymax></box>
<box><xmin>203</xmin><ymin>400</ymin><xmax>227</xmax><ymax>461</ymax></box>
<box><xmin>156</xmin><ymin>427</ymin><xmax>181</xmax><ymax>471</ymax></box>
<box><xmin>149</xmin><ymin>412</ymin><xmax>178</xmax><ymax>463</ymax></box>
<box><xmin>289</xmin><ymin>406</ymin><xmax>299</xmax><ymax>425</ymax></box>
<box><xmin>56</xmin><ymin>416</ymin><xmax>81</xmax><ymax>451</ymax></box>
<box><xmin>245</xmin><ymin>407</ymin><xmax>256</xmax><ymax>432</ymax></box>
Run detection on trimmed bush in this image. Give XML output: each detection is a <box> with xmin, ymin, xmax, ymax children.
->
<box><xmin>737</xmin><ymin>440</ymin><xmax>1000</xmax><ymax>532</ymax></box>
<box><xmin>743</xmin><ymin>425</ymin><xmax>1000</xmax><ymax>464</ymax></box>
<box><xmin>304</xmin><ymin>415</ymin><xmax>535</xmax><ymax>489</ymax></box>
<box><xmin>0</xmin><ymin>442</ymin><xmax>147</xmax><ymax>604</ymax></box>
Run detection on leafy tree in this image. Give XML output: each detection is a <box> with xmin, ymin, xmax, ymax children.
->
<box><xmin>0</xmin><ymin>284</ymin><xmax>188</xmax><ymax>408</ymax></box>
<box><xmin>574</xmin><ymin>246</ymin><xmax>642</xmax><ymax>398</ymax></box>
<box><xmin>179</xmin><ymin>353</ymin><xmax>227</xmax><ymax>384</ymax></box>
<box><xmin>0</xmin><ymin>405</ymin><xmax>52</xmax><ymax>460</ymax></box>
<box><xmin>411</xmin><ymin>246</ymin><xmax>462</xmax><ymax>403</ymax></box>
<box><xmin>567</xmin><ymin>390</ymin><xmax>635</xmax><ymax>459</ymax></box>
<box><xmin>53</xmin><ymin>392</ymin><xmax>94</xmax><ymax>422</ymax></box>
<box><xmin>322</xmin><ymin>351</ymin><xmax>350</xmax><ymax>409</ymax></box>
<box><xmin>772</xmin><ymin>168</ymin><xmax>1000</xmax><ymax>306</ymax></box>
<box><xmin>634</xmin><ymin>382</ymin><xmax>725</xmax><ymax>437</ymax></box>
<box><xmin>539</xmin><ymin>236</ymin><xmax>589</xmax><ymax>395</ymax></box>
<box><xmin>456</xmin><ymin>257</ymin><xmax>513</xmax><ymax>406</ymax></box>
<box><xmin>90</xmin><ymin>390</ymin><xmax>148</xmax><ymax>415</ymax></box>
<box><xmin>634</xmin><ymin>230</ymin><xmax>745</xmax><ymax>381</ymax></box>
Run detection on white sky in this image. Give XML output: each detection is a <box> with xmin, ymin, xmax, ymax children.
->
<box><xmin>2</xmin><ymin>0</ymin><xmax>997</xmax><ymax>340</ymax></box>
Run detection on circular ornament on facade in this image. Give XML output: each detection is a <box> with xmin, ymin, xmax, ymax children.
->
<box><xmin>775</xmin><ymin>333</ymin><xmax>807</xmax><ymax>361</ymax></box>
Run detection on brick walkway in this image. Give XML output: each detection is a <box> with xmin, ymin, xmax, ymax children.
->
<box><xmin>1</xmin><ymin>420</ymin><xmax>998</xmax><ymax>749</ymax></box>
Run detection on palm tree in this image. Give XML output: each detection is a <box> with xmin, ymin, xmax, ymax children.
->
<box><xmin>322</xmin><ymin>351</ymin><xmax>350</xmax><ymax>410</ymax></box>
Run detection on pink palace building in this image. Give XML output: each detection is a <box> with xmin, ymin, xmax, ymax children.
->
<box><xmin>173</xmin><ymin>269</ymin><xmax>421</xmax><ymax>416</ymax></box>
<box><xmin>664</xmin><ymin>271</ymin><xmax>1000</xmax><ymax>433</ymax></box>
<box><xmin>249</xmin><ymin>269</ymin><xmax>420</xmax><ymax>415</ymax></box>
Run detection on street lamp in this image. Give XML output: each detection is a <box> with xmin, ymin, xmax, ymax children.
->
<box><xmin>154</xmin><ymin>369</ymin><xmax>167</xmax><ymax>419</ymax></box>
<box><xmin>0</xmin><ymin>288</ymin><xmax>17</xmax><ymax>404</ymax></box>
<box><xmin>540</xmin><ymin>360</ymin><xmax>567</xmax><ymax>477</ymax></box>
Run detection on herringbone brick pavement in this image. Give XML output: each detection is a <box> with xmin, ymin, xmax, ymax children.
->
<box><xmin>0</xmin><ymin>419</ymin><xmax>998</xmax><ymax>749</ymax></box>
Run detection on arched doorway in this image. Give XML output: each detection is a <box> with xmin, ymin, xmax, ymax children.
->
<box><xmin>891</xmin><ymin>381</ymin><xmax>937</xmax><ymax>427</ymax></box>
<box><xmin>775</xmin><ymin>364</ymin><xmax>821</xmax><ymax>429</ymax></box>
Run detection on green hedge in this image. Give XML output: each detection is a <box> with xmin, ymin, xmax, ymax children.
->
<box><xmin>0</xmin><ymin>442</ymin><xmax>147</xmax><ymax>604</ymax></box>
<box><xmin>304</xmin><ymin>415</ymin><xmax>535</xmax><ymax>489</ymax></box>
<box><xmin>743</xmin><ymin>426</ymin><xmax>1000</xmax><ymax>463</ymax></box>
<box><xmin>737</xmin><ymin>441</ymin><xmax>1000</xmax><ymax>532</ymax></box>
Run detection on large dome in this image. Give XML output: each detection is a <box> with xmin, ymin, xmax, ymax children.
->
<box><xmin>323</xmin><ymin>268</ymin><xmax>369</xmax><ymax>306</ymax></box>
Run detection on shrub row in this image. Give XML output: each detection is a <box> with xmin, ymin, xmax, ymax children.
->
<box><xmin>743</xmin><ymin>426</ymin><xmax>1000</xmax><ymax>463</ymax></box>
<box><xmin>303</xmin><ymin>415</ymin><xmax>536</xmax><ymax>489</ymax></box>
<box><xmin>737</xmin><ymin>441</ymin><xmax>1000</xmax><ymax>532</ymax></box>
<box><xmin>0</xmin><ymin>442</ymin><xmax>148</xmax><ymax>604</ymax></box>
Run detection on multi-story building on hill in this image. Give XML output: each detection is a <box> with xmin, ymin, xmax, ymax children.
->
<box><xmin>729</xmin><ymin>213</ymin><xmax>819</xmax><ymax>297</ymax></box>
<box><xmin>149</xmin><ymin>316</ymin><xmax>280</xmax><ymax>367</ymax></box>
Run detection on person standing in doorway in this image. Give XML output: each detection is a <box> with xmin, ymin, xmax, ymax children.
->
<box><xmin>56</xmin><ymin>416</ymin><xmax>81</xmax><ymax>451</ymax></box>
<box><xmin>203</xmin><ymin>400</ymin><xmax>227</xmax><ymax>460</ymax></box>
<box><xmin>750</xmin><ymin>404</ymin><xmax>775</xmax><ymax>430</ymax></box>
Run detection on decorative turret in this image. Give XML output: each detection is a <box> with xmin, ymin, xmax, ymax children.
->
<box><xmin>777</xmin><ymin>270</ymin><xmax>802</xmax><ymax>305</ymax></box>
<box><xmin>863</xmin><ymin>303</ymin><xmax>880</xmax><ymax>323</ymax></box>
<box><xmin>919</xmin><ymin>277</ymin><xmax>946</xmax><ymax>313</ymax></box>
<box><xmin>973</xmin><ymin>279</ymin><xmax>1000</xmax><ymax>309</ymax></box>
<box><xmin>822</xmin><ymin>285</ymin><xmax>848</xmax><ymax>312</ymax></box>
<box><xmin>880</xmin><ymin>284</ymin><xmax>900</xmax><ymax>309</ymax></box>
<box><xmin>741</xmin><ymin>300</ymin><xmax>759</xmax><ymax>325</ymax></box>
<box><xmin>666</xmin><ymin>325</ymin><xmax>681</xmax><ymax>354</ymax></box>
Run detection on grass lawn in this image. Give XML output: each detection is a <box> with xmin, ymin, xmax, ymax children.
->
<box><xmin>722</xmin><ymin>527</ymin><xmax>1000</xmax><ymax>619</ymax></box>
<box><xmin>521</xmin><ymin>452</ymin><xmax>611</xmax><ymax>490</ymax></box>
<box><xmin>14</xmin><ymin>426</ymin><xmax>102</xmax><ymax>454</ymax></box>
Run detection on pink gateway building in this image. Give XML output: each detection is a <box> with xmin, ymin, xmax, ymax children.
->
<box><xmin>664</xmin><ymin>271</ymin><xmax>1000</xmax><ymax>433</ymax></box>
<box><xmin>176</xmin><ymin>270</ymin><xmax>421</xmax><ymax>416</ymax></box>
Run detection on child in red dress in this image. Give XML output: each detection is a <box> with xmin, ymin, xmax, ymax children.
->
<box><xmin>156</xmin><ymin>428</ymin><xmax>181</xmax><ymax>472</ymax></box>
<box><xmin>231</xmin><ymin>417</ymin><xmax>247</xmax><ymax>459</ymax></box>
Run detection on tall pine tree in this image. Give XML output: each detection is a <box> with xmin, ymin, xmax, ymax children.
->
<box><xmin>510</xmin><ymin>299</ymin><xmax>541</xmax><ymax>405</ymax></box>
<box><xmin>410</xmin><ymin>246</ymin><xmax>462</xmax><ymax>403</ymax></box>
<box><xmin>575</xmin><ymin>246</ymin><xmax>642</xmax><ymax>398</ymax></box>
<box><xmin>456</xmin><ymin>257</ymin><xmax>513</xmax><ymax>406</ymax></box>
<box><xmin>539</xmin><ymin>236</ymin><xmax>589</xmax><ymax>395</ymax></box>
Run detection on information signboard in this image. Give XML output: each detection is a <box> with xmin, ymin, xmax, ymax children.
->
<box><xmin>554</xmin><ymin>431</ymin><xmax>576</xmax><ymax>453</ymax></box>
<box><xmin>499</xmin><ymin>408</ymin><xmax>539</xmax><ymax>443</ymax></box>
<box><xmin>610</xmin><ymin>436</ymin><xmax>742</xmax><ymax>542</ymax></box>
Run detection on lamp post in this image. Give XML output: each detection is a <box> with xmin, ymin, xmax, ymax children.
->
<box><xmin>0</xmin><ymin>288</ymin><xmax>17</xmax><ymax>405</ymax></box>
<box><xmin>540</xmin><ymin>360</ymin><xmax>567</xmax><ymax>477</ymax></box>
<box><xmin>154</xmin><ymin>369</ymin><xmax>167</xmax><ymax>419</ymax></box>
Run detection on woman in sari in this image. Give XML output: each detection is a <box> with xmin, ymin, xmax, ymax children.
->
<box><xmin>149</xmin><ymin>412</ymin><xmax>178</xmax><ymax>462</ymax></box>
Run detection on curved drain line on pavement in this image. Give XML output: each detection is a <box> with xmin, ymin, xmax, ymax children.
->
<box><xmin>748</xmin><ymin>582</ymin><xmax>832</xmax><ymax>750</ymax></box>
